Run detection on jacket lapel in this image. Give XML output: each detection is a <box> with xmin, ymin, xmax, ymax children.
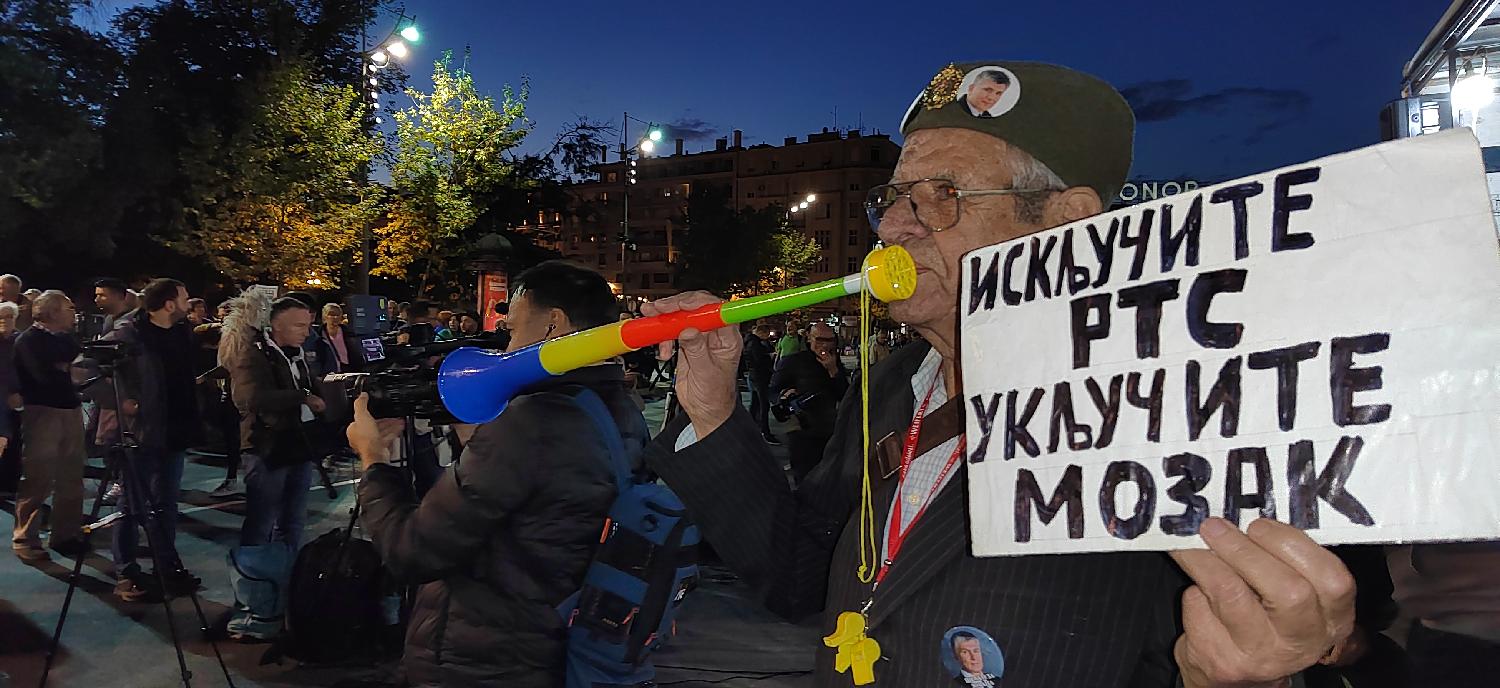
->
<box><xmin>866</xmin><ymin>465</ymin><xmax>968</xmax><ymax>627</ymax></box>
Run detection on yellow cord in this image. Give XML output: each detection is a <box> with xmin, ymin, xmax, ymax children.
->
<box><xmin>856</xmin><ymin>263</ymin><xmax>877</xmax><ymax>584</ymax></box>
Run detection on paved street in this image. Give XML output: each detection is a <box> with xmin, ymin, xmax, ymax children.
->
<box><xmin>0</xmin><ymin>391</ymin><xmax>819</xmax><ymax>688</ymax></box>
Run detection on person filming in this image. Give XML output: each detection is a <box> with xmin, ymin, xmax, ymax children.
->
<box><xmin>347</xmin><ymin>260</ymin><xmax>647</xmax><ymax>687</ymax></box>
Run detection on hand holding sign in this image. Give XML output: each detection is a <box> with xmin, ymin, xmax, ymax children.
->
<box><xmin>1171</xmin><ymin>518</ymin><xmax>1355</xmax><ymax>688</ymax></box>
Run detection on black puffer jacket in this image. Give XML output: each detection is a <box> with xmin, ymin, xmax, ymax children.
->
<box><xmin>358</xmin><ymin>364</ymin><xmax>646</xmax><ymax>688</ymax></box>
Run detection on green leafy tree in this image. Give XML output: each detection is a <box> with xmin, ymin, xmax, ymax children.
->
<box><xmin>378</xmin><ymin>54</ymin><xmax>529</xmax><ymax>292</ymax></box>
<box><xmin>164</xmin><ymin>66</ymin><xmax>382</xmax><ymax>287</ymax></box>
<box><xmin>0</xmin><ymin>0</ymin><xmax>119</xmax><ymax>272</ymax></box>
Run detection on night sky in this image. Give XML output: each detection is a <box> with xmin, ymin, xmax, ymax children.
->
<box><xmin>79</xmin><ymin>1</ymin><xmax>1454</xmax><ymax>183</ymax></box>
<box><xmin>393</xmin><ymin>0</ymin><xmax>1447</xmax><ymax>183</ymax></box>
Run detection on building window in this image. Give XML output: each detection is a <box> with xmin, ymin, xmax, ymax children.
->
<box><xmin>849</xmin><ymin>183</ymin><xmax>861</xmax><ymax>191</ymax></box>
<box><xmin>747</xmin><ymin>192</ymin><xmax>756</xmax><ymax>198</ymax></box>
<box><xmin>848</xmin><ymin>202</ymin><xmax>862</xmax><ymax>219</ymax></box>
<box><xmin>654</xmin><ymin>273</ymin><xmax>670</xmax><ymax>284</ymax></box>
<box><xmin>607</xmin><ymin>172</ymin><xmax>618</xmax><ymax>183</ymax></box>
<box><xmin>815</xmin><ymin>230</ymin><xmax>831</xmax><ymax>249</ymax></box>
<box><xmin>678</xmin><ymin>183</ymin><xmax>691</xmax><ymax>196</ymax></box>
<box><xmin>598</xmin><ymin>254</ymin><xmax>606</xmax><ymax>267</ymax></box>
<box><xmin>848</xmin><ymin>228</ymin><xmax>860</xmax><ymax>245</ymax></box>
<box><xmin>662</xmin><ymin>187</ymin><xmax>672</xmax><ymax>198</ymax></box>
<box><xmin>821</xmin><ymin>203</ymin><xmax>831</xmax><ymax>219</ymax></box>
<box><xmin>640</xmin><ymin>274</ymin><xmax>650</xmax><ymax>290</ymax></box>
<box><xmin>571</xmin><ymin>236</ymin><xmax>579</xmax><ymax>247</ymax></box>
<box><xmin>847</xmin><ymin>257</ymin><xmax>858</xmax><ymax>273</ymax></box>
<box><xmin>599</xmin><ymin>191</ymin><xmax>609</xmax><ymax>202</ymax></box>
<box><xmin>870</xmin><ymin>147</ymin><xmax>882</xmax><ymax>162</ymax></box>
<box><xmin>815</xmin><ymin>257</ymin><xmax>829</xmax><ymax>273</ymax></box>
<box><xmin>770</xmin><ymin>160</ymin><xmax>780</xmax><ymax>171</ymax></box>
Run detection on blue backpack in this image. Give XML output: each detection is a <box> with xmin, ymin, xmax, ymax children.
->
<box><xmin>557</xmin><ymin>387</ymin><xmax>700</xmax><ymax>688</ymax></box>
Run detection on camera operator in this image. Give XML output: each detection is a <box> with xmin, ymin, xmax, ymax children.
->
<box><xmin>93</xmin><ymin>278</ymin><xmax>203</xmax><ymax>600</ymax></box>
<box><xmin>223</xmin><ymin>296</ymin><xmax>327</xmax><ymax>640</ymax></box>
<box><xmin>10</xmin><ymin>291</ymin><xmax>84</xmax><ymax>562</ymax></box>
<box><xmin>770</xmin><ymin>322</ymin><xmax>848</xmax><ymax>483</ymax></box>
<box><xmin>347</xmin><ymin>260</ymin><xmax>644</xmax><ymax>688</ymax></box>
<box><xmin>94</xmin><ymin>277</ymin><xmax>133</xmax><ymax>334</ymax></box>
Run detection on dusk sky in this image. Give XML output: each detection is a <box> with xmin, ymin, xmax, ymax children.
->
<box><xmin>394</xmin><ymin>0</ymin><xmax>1449</xmax><ymax>183</ymax></box>
<box><xmin>84</xmin><ymin>1</ymin><xmax>1454</xmax><ymax>183</ymax></box>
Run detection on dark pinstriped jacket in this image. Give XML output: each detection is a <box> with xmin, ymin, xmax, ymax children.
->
<box><xmin>647</xmin><ymin>341</ymin><xmax>1187</xmax><ymax>687</ymax></box>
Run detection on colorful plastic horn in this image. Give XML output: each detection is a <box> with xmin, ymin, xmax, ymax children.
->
<box><xmin>438</xmin><ymin>245</ymin><xmax>917</xmax><ymax>423</ymax></box>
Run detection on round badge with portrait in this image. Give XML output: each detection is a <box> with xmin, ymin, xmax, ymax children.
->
<box><xmin>941</xmin><ymin>626</ymin><xmax>1005</xmax><ymax>687</ymax></box>
<box><xmin>954</xmin><ymin>66</ymin><xmax>1020</xmax><ymax>119</ymax></box>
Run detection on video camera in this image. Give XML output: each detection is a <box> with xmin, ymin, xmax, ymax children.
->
<box><xmin>77</xmin><ymin>339</ymin><xmax>137</xmax><ymax>368</ymax></box>
<box><xmin>319</xmin><ymin>322</ymin><xmax>507</xmax><ymax>423</ymax></box>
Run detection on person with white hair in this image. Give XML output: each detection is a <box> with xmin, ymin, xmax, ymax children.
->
<box><xmin>0</xmin><ymin>274</ymin><xmax>32</xmax><ymax>331</ymax></box>
<box><xmin>10</xmin><ymin>290</ymin><xmax>84</xmax><ymax>562</ymax></box>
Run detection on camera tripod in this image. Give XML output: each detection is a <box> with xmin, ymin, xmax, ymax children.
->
<box><xmin>41</xmin><ymin>364</ymin><xmax>236</xmax><ymax>688</ymax></box>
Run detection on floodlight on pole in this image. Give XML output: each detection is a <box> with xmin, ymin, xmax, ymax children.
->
<box><xmin>648</xmin><ymin>129</ymin><xmax>663</xmax><ymax>142</ymax></box>
<box><xmin>639</xmin><ymin>139</ymin><xmax>656</xmax><ymax>154</ymax></box>
<box><xmin>805</xmin><ymin>194</ymin><xmax>817</xmax><ymax>204</ymax></box>
<box><xmin>369</xmin><ymin>77</ymin><xmax>378</xmax><ymax>86</ymax></box>
<box><xmin>386</xmin><ymin>40</ymin><xmax>409</xmax><ymax>59</ymax></box>
<box><xmin>400</xmin><ymin>25</ymin><xmax>421</xmax><ymax>43</ymax></box>
<box><xmin>371</xmin><ymin>51</ymin><xmax>388</xmax><ymax>65</ymax></box>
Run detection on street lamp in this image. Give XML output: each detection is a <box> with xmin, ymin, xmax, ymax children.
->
<box><xmin>1454</xmin><ymin>64</ymin><xmax>1495</xmax><ymax>113</ymax></box>
<box><xmin>355</xmin><ymin>10</ymin><xmax>420</xmax><ymax>294</ymax></box>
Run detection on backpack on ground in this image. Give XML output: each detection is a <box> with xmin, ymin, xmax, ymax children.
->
<box><xmin>275</xmin><ymin>504</ymin><xmax>393</xmax><ymax>664</ymax></box>
<box><xmin>557</xmin><ymin>387</ymin><xmax>700</xmax><ymax>688</ymax></box>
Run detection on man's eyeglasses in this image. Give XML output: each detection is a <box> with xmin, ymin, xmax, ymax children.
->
<box><xmin>864</xmin><ymin>178</ymin><xmax>1053</xmax><ymax>233</ymax></box>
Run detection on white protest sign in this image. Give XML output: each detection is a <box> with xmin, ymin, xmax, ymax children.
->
<box><xmin>960</xmin><ymin>129</ymin><xmax>1500</xmax><ymax>556</ymax></box>
<box><xmin>247</xmin><ymin>284</ymin><xmax>280</xmax><ymax>301</ymax></box>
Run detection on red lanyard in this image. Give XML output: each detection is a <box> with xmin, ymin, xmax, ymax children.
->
<box><xmin>877</xmin><ymin>376</ymin><xmax>964</xmax><ymax>584</ymax></box>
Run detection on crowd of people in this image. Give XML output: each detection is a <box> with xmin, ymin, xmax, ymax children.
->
<box><xmin>0</xmin><ymin>273</ymin><xmax>511</xmax><ymax>630</ymax></box>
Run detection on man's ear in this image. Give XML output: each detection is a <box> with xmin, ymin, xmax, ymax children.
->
<box><xmin>1045</xmin><ymin>187</ymin><xmax>1104</xmax><ymax>226</ymax></box>
<box><xmin>548</xmin><ymin>307</ymin><xmax>572</xmax><ymax>336</ymax></box>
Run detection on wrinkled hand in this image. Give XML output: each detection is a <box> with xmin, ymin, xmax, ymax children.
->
<box><xmin>305</xmin><ymin>394</ymin><xmax>327</xmax><ymax>414</ymax></box>
<box><xmin>1171</xmin><ymin>518</ymin><xmax>1355</xmax><ymax>688</ymax></box>
<box><xmin>346</xmin><ymin>393</ymin><xmax>404</xmax><ymax>470</ymax></box>
<box><xmin>640</xmin><ymin>291</ymin><xmax>741</xmax><ymax>438</ymax></box>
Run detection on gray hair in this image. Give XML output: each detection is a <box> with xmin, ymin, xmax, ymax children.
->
<box><xmin>0</xmin><ymin>302</ymin><xmax>18</xmax><ymax>319</ymax></box>
<box><xmin>1005</xmin><ymin>146</ymin><xmax>1068</xmax><ymax>225</ymax></box>
<box><xmin>0</xmin><ymin>274</ymin><xmax>19</xmax><ymax>288</ymax></box>
<box><xmin>322</xmin><ymin>303</ymin><xmax>344</xmax><ymax>317</ymax></box>
<box><xmin>32</xmin><ymin>290</ymin><xmax>71</xmax><ymax>321</ymax></box>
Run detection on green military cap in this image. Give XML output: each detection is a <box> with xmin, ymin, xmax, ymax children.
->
<box><xmin>900</xmin><ymin>61</ymin><xmax>1134</xmax><ymax>206</ymax></box>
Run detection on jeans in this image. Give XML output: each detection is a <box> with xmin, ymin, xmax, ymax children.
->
<box><xmin>240</xmin><ymin>453</ymin><xmax>314</xmax><ymax>551</ymax></box>
<box><xmin>111</xmin><ymin>448</ymin><xmax>186</xmax><ymax>570</ymax></box>
<box><xmin>745</xmin><ymin>375</ymin><xmax>772</xmax><ymax>437</ymax></box>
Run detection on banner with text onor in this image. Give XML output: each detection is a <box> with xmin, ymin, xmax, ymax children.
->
<box><xmin>961</xmin><ymin>129</ymin><xmax>1500</xmax><ymax>556</ymax></box>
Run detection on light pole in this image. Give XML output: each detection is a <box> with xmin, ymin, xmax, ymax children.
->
<box><xmin>618</xmin><ymin>112</ymin><xmax>662</xmax><ymax>296</ymax></box>
<box><xmin>355</xmin><ymin>8</ymin><xmax>420</xmax><ymax>295</ymax></box>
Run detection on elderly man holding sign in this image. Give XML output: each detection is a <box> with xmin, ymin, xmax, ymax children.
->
<box><xmin>641</xmin><ymin>62</ymin><xmax>1364</xmax><ymax>687</ymax></box>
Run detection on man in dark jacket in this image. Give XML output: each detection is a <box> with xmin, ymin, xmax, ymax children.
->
<box><xmin>11</xmin><ymin>290</ymin><xmax>82</xmax><ymax>562</ymax></box>
<box><xmin>637</xmin><ymin>62</ymin><xmax>1362</xmax><ymax>688</ymax></box>
<box><xmin>741</xmin><ymin>324</ymin><xmax>777</xmax><ymax>444</ymax></box>
<box><xmin>224</xmin><ymin>296</ymin><xmax>327</xmax><ymax>640</ymax></box>
<box><xmin>770</xmin><ymin>322</ymin><xmax>848</xmax><ymax>483</ymax></box>
<box><xmin>96</xmin><ymin>278</ymin><xmax>203</xmax><ymax>601</ymax></box>
<box><xmin>349</xmin><ymin>260</ymin><xmax>644</xmax><ymax>688</ymax></box>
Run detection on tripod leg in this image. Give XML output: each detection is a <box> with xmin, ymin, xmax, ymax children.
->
<box><xmin>121</xmin><ymin>450</ymin><xmax>194</xmax><ymax>687</ymax></box>
<box><xmin>315</xmin><ymin>461</ymin><xmax>337</xmax><ymax>500</ymax></box>
<box><xmin>40</xmin><ymin>449</ymin><xmax>121</xmax><ymax>688</ymax></box>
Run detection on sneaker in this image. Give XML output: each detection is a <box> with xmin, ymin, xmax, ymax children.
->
<box><xmin>100</xmin><ymin>481</ymin><xmax>123</xmax><ymax>506</ymax></box>
<box><xmin>12</xmin><ymin>542</ymin><xmax>49</xmax><ymax>562</ymax></box>
<box><xmin>50</xmin><ymin>538</ymin><xmax>90</xmax><ymax>558</ymax></box>
<box><xmin>208</xmin><ymin>478</ymin><xmax>244</xmax><ymax>499</ymax></box>
<box><xmin>113</xmin><ymin>566</ymin><xmax>154</xmax><ymax>603</ymax></box>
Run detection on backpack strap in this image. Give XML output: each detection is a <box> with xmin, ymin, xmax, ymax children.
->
<box><xmin>561</xmin><ymin>386</ymin><xmax>632</xmax><ymax>493</ymax></box>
